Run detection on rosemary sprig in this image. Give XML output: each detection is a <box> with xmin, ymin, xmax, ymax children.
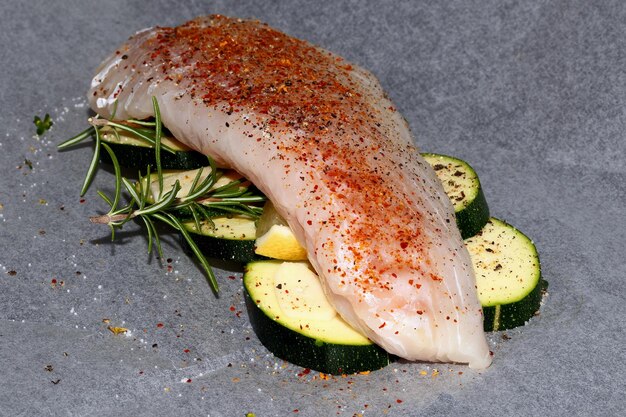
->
<box><xmin>60</xmin><ymin>98</ymin><xmax>266</xmax><ymax>293</ymax></box>
<box><xmin>89</xmin><ymin>139</ymin><xmax>224</xmax><ymax>290</ymax></box>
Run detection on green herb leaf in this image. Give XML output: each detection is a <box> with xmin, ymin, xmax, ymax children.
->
<box><xmin>80</xmin><ymin>125</ymin><xmax>102</xmax><ymax>196</ymax></box>
<box><xmin>160</xmin><ymin>212</ymin><xmax>219</xmax><ymax>293</ymax></box>
<box><xmin>102</xmin><ymin>142</ymin><xmax>122</xmax><ymax>212</ymax></box>
<box><xmin>152</xmin><ymin>96</ymin><xmax>164</xmax><ymax>199</ymax></box>
<box><xmin>34</xmin><ymin>113</ymin><xmax>53</xmax><ymax>135</ymax></box>
<box><xmin>57</xmin><ymin>127</ymin><xmax>94</xmax><ymax>149</ymax></box>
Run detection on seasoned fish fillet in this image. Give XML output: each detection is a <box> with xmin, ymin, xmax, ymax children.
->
<box><xmin>88</xmin><ymin>15</ymin><xmax>492</xmax><ymax>368</ymax></box>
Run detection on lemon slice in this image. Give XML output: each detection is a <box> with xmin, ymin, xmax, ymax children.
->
<box><xmin>254</xmin><ymin>201</ymin><xmax>308</xmax><ymax>260</ymax></box>
<box><xmin>255</xmin><ymin>224</ymin><xmax>308</xmax><ymax>260</ymax></box>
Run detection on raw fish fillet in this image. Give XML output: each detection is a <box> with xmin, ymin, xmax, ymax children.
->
<box><xmin>88</xmin><ymin>15</ymin><xmax>492</xmax><ymax>368</ymax></box>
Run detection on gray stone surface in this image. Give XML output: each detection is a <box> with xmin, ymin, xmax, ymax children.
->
<box><xmin>1</xmin><ymin>0</ymin><xmax>624</xmax><ymax>416</ymax></box>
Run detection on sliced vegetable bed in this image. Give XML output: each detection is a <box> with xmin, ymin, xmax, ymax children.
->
<box><xmin>423</xmin><ymin>154</ymin><xmax>545</xmax><ymax>331</ymax></box>
<box><xmin>62</xmin><ymin>115</ymin><xmax>545</xmax><ymax>375</ymax></box>
<box><xmin>112</xmin><ymin>145</ymin><xmax>544</xmax><ymax>336</ymax></box>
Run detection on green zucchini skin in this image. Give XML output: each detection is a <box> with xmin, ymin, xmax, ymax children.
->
<box><xmin>99</xmin><ymin>141</ymin><xmax>208</xmax><ymax>171</ymax></box>
<box><xmin>422</xmin><ymin>153</ymin><xmax>490</xmax><ymax>239</ymax></box>
<box><xmin>243</xmin><ymin>262</ymin><xmax>390</xmax><ymax>374</ymax></box>
<box><xmin>482</xmin><ymin>279</ymin><xmax>547</xmax><ymax>332</ymax></box>
<box><xmin>179</xmin><ymin>217</ymin><xmax>262</xmax><ymax>263</ymax></box>
<box><xmin>180</xmin><ymin>228</ymin><xmax>260</xmax><ymax>264</ymax></box>
<box><xmin>456</xmin><ymin>186</ymin><xmax>490</xmax><ymax>240</ymax></box>
<box><xmin>179</xmin><ymin>233</ymin><xmax>258</xmax><ymax>263</ymax></box>
<box><xmin>244</xmin><ymin>291</ymin><xmax>390</xmax><ymax>374</ymax></box>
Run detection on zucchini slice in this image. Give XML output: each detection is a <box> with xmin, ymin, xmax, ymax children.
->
<box><xmin>99</xmin><ymin>127</ymin><xmax>208</xmax><ymax>170</ymax></box>
<box><xmin>140</xmin><ymin>168</ymin><xmax>243</xmax><ymax>203</ymax></box>
<box><xmin>422</xmin><ymin>153</ymin><xmax>490</xmax><ymax>239</ymax></box>
<box><xmin>243</xmin><ymin>261</ymin><xmax>390</xmax><ymax>374</ymax></box>
<box><xmin>140</xmin><ymin>168</ymin><xmax>265</xmax><ymax>218</ymax></box>
<box><xmin>465</xmin><ymin>218</ymin><xmax>545</xmax><ymax>331</ymax></box>
<box><xmin>180</xmin><ymin>216</ymin><xmax>259</xmax><ymax>263</ymax></box>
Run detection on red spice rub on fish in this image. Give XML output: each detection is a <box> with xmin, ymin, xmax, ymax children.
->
<box><xmin>90</xmin><ymin>15</ymin><xmax>492</xmax><ymax>368</ymax></box>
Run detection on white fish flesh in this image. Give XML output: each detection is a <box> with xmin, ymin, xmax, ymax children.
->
<box><xmin>88</xmin><ymin>15</ymin><xmax>492</xmax><ymax>368</ymax></box>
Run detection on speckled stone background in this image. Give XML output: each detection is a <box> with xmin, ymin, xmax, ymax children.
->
<box><xmin>1</xmin><ymin>1</ymin><xmax>624</xmax><ymax>416</ymax></box>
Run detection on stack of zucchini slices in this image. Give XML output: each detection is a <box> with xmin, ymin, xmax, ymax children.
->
<box><xmin>420</xmin><ymin>154</ymin><xmax>546</xmax><ymax>333</ymax></box>
<box><xmin>98</xmin><ymin>130</ymin><xmax>545</xmax><ymax>375</ymax></box>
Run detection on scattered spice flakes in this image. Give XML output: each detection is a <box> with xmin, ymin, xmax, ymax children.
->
<box><xmin>39</xmin><ymin>199</ymin><xmax>47</xmax><ymax>205</ymax></box>
<box><xmin>102</xmin><ymin>318</ymin><xmax>110</xmax><ymax>323</ymax></box>
<box><xmin>50</xmin><ymin>278</ymin><xmax>64</xmax><ymax>287</ymax></box>
<box><xmin>7</xmin><ymin>270</ymin><xmax>17</xmax><ymax>276</ymax></box>
<box><xmin>24</xmin><ymin>159</ymin><xmax>33</xmax><ymax>170</ymax></box>
<box><xmin>44</xmin><ymin>365</ymin><xmax>53</xmax><ymax>372</ymax></box>
<box><xmin>107</xmin><ymin>326</ymin><xmax>128</xmax><ymax>335</ymax></box>
<box><xmin>51</xmin><ymin>379</ymin><xmax>61</xmax><ymax>385</ymax></box>
<box><xmin>419</xmin><ymin>370</ymin><xmax>428</xmax><ymax>376</ymax></box>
